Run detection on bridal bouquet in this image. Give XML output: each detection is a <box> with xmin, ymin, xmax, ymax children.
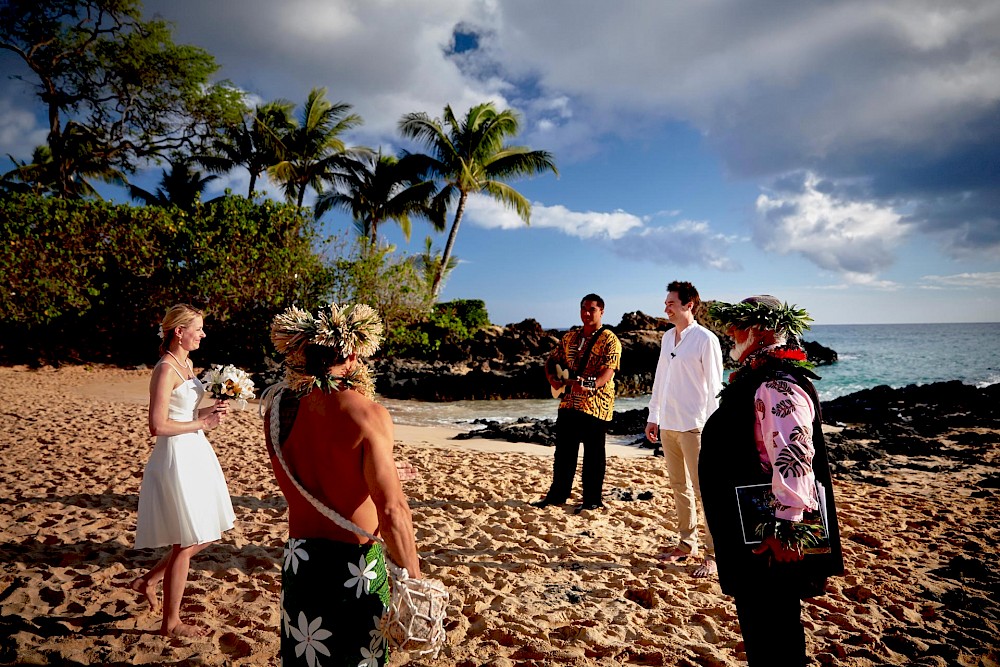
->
<box><xmin>201</xmin><ymin>364</ymin><xmax>256</xmax><ymax>410</ymax></box>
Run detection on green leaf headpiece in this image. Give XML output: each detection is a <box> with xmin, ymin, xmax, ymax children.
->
<box><xmin>707</xmin><ymin>295</ymin><xmax>813</xmax><ymax>337</ymax></box>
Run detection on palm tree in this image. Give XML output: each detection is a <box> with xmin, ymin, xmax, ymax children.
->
<box><xmin>2</xmin><ymin>127</ymin><xmax>126</xmax><ymax>198</ymax></box>
<box><xmin>398</xmin><ymin>102</ymin><xmax>557</xmax><ymax>297</ymax></box>
<box><xmin>269</xmin><ymin>88</ymin><xmax>364</xmax><ymax>208</ymax></box>
<box><xmin>198</xmin><ymin>100</ymin><xmax>296</xmax><ymax>198</ymax></box>
<box><xmin>417</xmin><ymin>236</ymin><xmax>458</xmax><ymax>295</ymax></box>
<box><xmin>128</xmin><ymin>160</ymin><xmax>219</xmax><ymax>211</ymax></box>
<box><xmin>314</xmin><ymin>152</ymin><xmax>444</xmax><ymax>249</ymax></box>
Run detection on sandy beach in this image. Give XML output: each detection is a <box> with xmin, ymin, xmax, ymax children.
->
<box><xmin>0</xmin><ymin>364</ymin><xmax>997</xmax><ymax>666</ymax></box>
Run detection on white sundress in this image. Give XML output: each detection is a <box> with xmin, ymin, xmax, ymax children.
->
<box><xmin>134</xmin><ymin>361</ymin><xmax>236</xmax><ymax>548</ymax></box>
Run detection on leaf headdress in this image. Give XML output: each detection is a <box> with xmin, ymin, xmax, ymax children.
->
<box><xmin>707</xmin><ymin>296</ymin><xmax>813</xmax><ymax>337</ymax></box>
<box><xmin>269</xmin><ymin>302</ymin><xmax>384</xmax><ymax>399</ymax></box>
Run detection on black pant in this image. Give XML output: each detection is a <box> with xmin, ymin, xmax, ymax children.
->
<box><xmin>543</xmin><ymin>409</ymin><xmax>607</xmax><ymax>505</ymax></box>
<box><xmin>734</xmin><ymin>588</ymin><xmax>807</xmax><ymax>667</ymax></box>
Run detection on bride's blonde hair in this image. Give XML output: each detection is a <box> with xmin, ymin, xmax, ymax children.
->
<box><xmin>159</xmin><ymin>304</ymin><xmax>203</xmax><ymax>356</ymax></box>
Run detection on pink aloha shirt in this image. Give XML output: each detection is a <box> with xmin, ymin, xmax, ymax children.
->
<box><xmin>753</xmin><ymin>373</ymin><xmax>820</xmax><ymax>522</ymax></box>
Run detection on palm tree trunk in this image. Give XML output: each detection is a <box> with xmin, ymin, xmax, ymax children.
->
<box><xmin>432</xmin><ymin>190</ymin><xmax>467</xmax><ymax>298</ymax></box>
<box><xmin>248</xmin><ymin>171</ymin><xmax>257</xmax><ymax>198</ymax></box>
<box><xmin>296</xmin><ymin>182</ymin><xmax>306</xmax><ymax>208</ymax></box>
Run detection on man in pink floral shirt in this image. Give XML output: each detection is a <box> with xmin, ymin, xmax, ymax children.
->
<box><xmin>754</xmin><ymin>370</ymin><xmax>822</xmax><ymax>525</ymax></box>
<box><xmin>699</xmin><ymin>295</ymin><xmax>843</xmax><ymax>667</ymax></box>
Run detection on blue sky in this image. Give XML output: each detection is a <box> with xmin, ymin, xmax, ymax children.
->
<box><xmin>2</xmin><ymin>0</ymin><xmax>999</xmax><ymax>327</ymax></box>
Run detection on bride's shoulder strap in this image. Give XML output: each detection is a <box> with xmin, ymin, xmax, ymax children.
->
<box><xmin>155</xmin><ymin>358</ymin><xmax>189</xmax><ymax>383</ymax></box>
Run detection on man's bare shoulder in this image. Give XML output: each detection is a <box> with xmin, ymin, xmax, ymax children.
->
<box><xmin>339</xmin><ymin>390</ymin><xmax>392</xmax><ymax>428</ymax></box>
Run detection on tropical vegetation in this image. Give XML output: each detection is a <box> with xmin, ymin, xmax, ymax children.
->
<box><xmin>0</xmin><ymin>0</ymin><xmax>245</xmax><ymax>197</ymax></box>
<box><xmin>1</xmin><ymin>0</ymin><xmax>557</xmax><ymax>367</ymax></box>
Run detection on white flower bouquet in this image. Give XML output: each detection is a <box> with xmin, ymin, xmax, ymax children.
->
<box><xmin>201</xmin><ymin>364</ymin><xmax>256</xmax><ymax>410</ymax></box>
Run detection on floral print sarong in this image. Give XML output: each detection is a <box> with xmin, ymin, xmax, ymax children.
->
<box><xmin>280</xmin><ymin>538</ymin><xmax>390</xmax><ymax>667</ymax></box>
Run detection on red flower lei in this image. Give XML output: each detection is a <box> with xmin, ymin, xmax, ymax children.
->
<box><xmin>727</xmin><ymin>346</ymin><xmax>811</xmax><ymax>384</ymax></box>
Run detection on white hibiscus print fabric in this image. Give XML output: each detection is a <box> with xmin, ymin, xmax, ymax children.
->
<box><xmin>344</xmin><ymin>554</ymin><xmax>378</xmax><ymax>598</ymax></box>
<box><xmin>279</xmin><ymin>539</ymin><xmax>389</xmax><ymax>666</ymax></box>
<box><xmin>283</xmin><ymin>538</ymin><xmax>310</xmax><ymax>574</ymax></box>
<box><xmin>289</xmin><ymin>611</ymin><xmax>332</xmax><ymax>667</ymax></box>
<box><xmin>358</xmin><ymin>644</ymin><xmax>383</xmax><ymax>667</ymax></box>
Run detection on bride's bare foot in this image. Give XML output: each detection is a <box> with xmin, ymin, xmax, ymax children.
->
<box><xmin>162</xmin><ymin>621</ymin><xmax>209</xmax><ymax>638</ymax></box>
<box><xmin>130</xmin><ymin>576</ymin><xmax>160</xmax><ymax>612</ymax></box>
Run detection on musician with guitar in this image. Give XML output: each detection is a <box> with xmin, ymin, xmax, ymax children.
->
<box><xmin>531</xmin><ymin>294</ymin><xmax>622</xmax><ymax>515</ymax></box>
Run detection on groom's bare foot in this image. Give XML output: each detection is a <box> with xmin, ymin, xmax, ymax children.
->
<box><xmin>162</xmin><ymin>621</ymin><xmax>208</xmax><ymax>638</ymax></box>
<box><xmin>130</xmin><ymin>576</ymin><xmax>160</xmax><ymax>612</ymax></box>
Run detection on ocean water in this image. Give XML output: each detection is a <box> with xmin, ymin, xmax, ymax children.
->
<box><xmin>380</xmin><ymin>322</ymin><xmax>1000</xmax><ymax>431</ymax></box>
<box><xmin>806</xmin><ymin>322</ymin><xmax>1000</xmax><ymax>400</ymax></box>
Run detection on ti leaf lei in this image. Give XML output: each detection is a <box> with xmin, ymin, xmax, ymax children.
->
<box><xmin>286</xmin><ymin>363</ymin><xmax>376</xmax><ymax>400</ymax></box>
<box><xmin>755</xmin><ymin>517</ymin><xmax>827</xmax><ymax>552</ymax></box>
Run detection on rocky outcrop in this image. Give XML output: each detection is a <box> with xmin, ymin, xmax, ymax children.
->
<box><xmin>803</xmin><ymin>339</ymin><xmax>838</xmax><ymax>365</ymax></box>
<box><xmin>821</xmin><ymin>381</ymin><xmax>999</xmax><ymax>484</ymax></box>
<box><xmin>374</xmin><ymin>311</ymin><xmax>838</xmax><ymax>402</ymax></box>
<box><xmin>452</xmin><ymin>407</ymin><xmax>655</xmax><ymax>448</ymax></box>
<box><xmin>453</xmin><ymin>381</ymin><xmax>1000</xmax><ymax>492</ymax></box>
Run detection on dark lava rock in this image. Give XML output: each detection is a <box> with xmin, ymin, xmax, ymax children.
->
<box><xmin>617</xmin><ymin>311</ymin><xmax>671</xmax><ymax>331</ymax></box>
<box><xmin>803</xmin><ymin>339</ymin><xmax>838</xmax><ymax>366</ymax></box>
<box><xmin>821</xmin><ymin>381</ymin><xmax>1000</xmax><ymax>430</ymax></box>
<box><xmin>454</xmin><ymin>418</ymin><xmax>557</xmax><ymax>446</ymax></box>
<box><xmin>375</xmin><ymin>313</ymin><xmax>667</xmax><ymax>401</ymax></box>
<box><xmin>820</xmin><ymin>381</ymin><xmax>1000</xmax><ymax>474</ymax></box>
<box><xmin>608</xmin><ymin>408</ymin><xmax>650</xmax><ymax>437</ymax></box>
<box><xmin>375</xmin><ymin>310</ymin><xmax>843</xmax><ymax>402</ymax></box>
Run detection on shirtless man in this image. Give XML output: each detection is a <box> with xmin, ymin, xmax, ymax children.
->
<box><xmin>265</xmin><ymin>303</ymin><xmax>420</xmax><ymax>665</ymax></box>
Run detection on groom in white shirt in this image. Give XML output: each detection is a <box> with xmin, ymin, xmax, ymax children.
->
<box><xmin>644</xmin><ymin>280</ymin><xmax>723</xmax><ymax>578</ymax></box>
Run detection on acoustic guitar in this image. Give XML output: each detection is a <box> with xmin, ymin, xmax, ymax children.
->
<box><xmin>550</xmin><ymin>363</ymin><xmax>596</xmax><ymax>398</ymax></box>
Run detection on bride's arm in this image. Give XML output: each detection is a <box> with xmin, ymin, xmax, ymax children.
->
<box><xmin>197</xmin><ymin>400</ymin><xmax>228</xmax><ymax>420</ymax></box>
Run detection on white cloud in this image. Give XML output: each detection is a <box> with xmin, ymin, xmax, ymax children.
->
<box><xmin>0</xmin><ymin>99</ymin><xmax>47</xmax><ymax>161</ymax></box>
<box><xmin>485</xmin><ymin>1</ymin><xmax>1000</xmax><ymax>160</ymax></box>
<box><xmin>612</xmin><ymin>220</ymin><xmax>740</xmax><ymax>271</ymax></box>
<box><xmin>810</xmin><ymin>280</ymin><xmax>901</xmax><ymax>290</ymax></box>
<box><xmin>145</xmin><ymin>0</ymin><xmax>505</xmax><ymax>139</ymax></box>
<box><xmin>5</xmin><ymin>0</ymin><xmax>995</xmax><ymax>266</ymax></box>
<box><xmin>755</xmin><ymin>173</ymin><xmax>910</xmax><ymax>281</ymax></box>
<box><xmin>463</xmin><ymin>193</ymin><xmax>643</xmax><ymax>239</ymax></box>
<box><xmin>920</xmin><ymin>272</ymin><xmax>1000</xmax><ymax>289</ymax></box>
<box><xmin>463</xmin><ymin>193</ymin><xmax>737</xmax><ymax>270</ymax></box>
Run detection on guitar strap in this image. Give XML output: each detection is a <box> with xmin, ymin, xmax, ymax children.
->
<box><xmin>573</xmin><ymin>325</ymin><xmax>610</xmax><ymax>377</ymax></box>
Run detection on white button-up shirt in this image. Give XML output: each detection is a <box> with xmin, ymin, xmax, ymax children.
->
<box><xmin>646</xmin><ymin>322</ymin><xmax>723</xmax><ymax>431</ymax></box>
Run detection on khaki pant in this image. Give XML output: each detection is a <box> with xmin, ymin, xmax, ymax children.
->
<box><xmin>662</xmin><ymin>428</ymin><xmax>714</xmax><ymax>556</ymax></box>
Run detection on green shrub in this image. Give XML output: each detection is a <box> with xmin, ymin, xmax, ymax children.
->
<box><xmin>327</xmin><ymin>238</ymin><xmax>435</xmax><ymax>334</ymax></box>
<box><xmin>383</xmin><ymin>325</ymin><xmax>436</xmax><ymax>357</ymax></box>
<box><xmin>382</xmin><ymin>298</ymin><xmax>491</xmax><ymax>358</ymax></box>
<box><xmin>0</xmin><ymin>192</ymin><xmax>333</xmax><ymax>367</ymax></box>
<box><xmin>435</xmin><ymin>298</ymin><xmax>489</xmax><ymax>331</ymax></box>
<box><xmin>0</xmin><ymin>193</ymin><xmax>493</xmax><ymax>368</ymax></box>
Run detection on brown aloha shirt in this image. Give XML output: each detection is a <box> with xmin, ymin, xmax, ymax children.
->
<box><xmin>552</xmin><ymin>327</ymin><xmax>621</xmax><ymax>421</ymax></box>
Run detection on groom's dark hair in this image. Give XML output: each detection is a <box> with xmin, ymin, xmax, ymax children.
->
<box><xmin>667</xmin><ymin>281</ymin><xmax>700</xmax><ymax>309</ymax></box>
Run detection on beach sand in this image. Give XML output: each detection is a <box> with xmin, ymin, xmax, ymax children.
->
<box><xmin>0</xmin><ymin>365</ymin><xmax>996</xmax><ymax>666</ymax></box>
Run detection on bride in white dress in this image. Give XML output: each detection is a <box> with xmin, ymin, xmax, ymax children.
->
<box><xmin>131</xmin><ymin>304</ymin><xmax>236</xmax><ymax>637</ymax></box>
